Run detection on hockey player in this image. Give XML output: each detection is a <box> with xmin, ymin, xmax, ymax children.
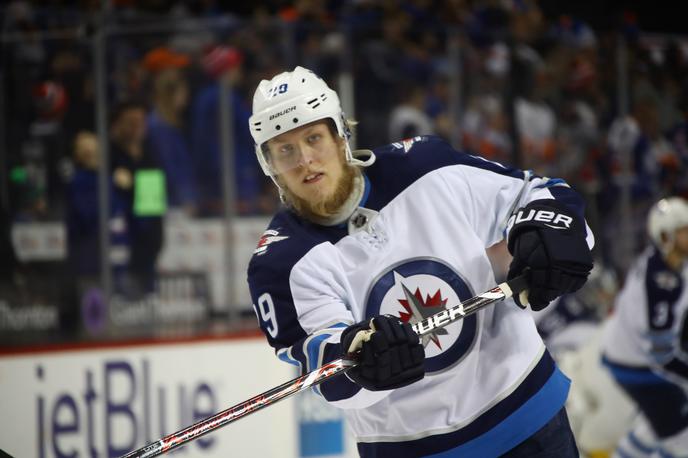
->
<box><xmin>532</xmin><ymin>263</ymin><xmax>617</xmax><ymax>356</ymax></box>
<box><xmin>528</xmin><ymin>264</ymin><xmax>636</xmax><ymax>457</ymax></box>
<box><xmin>601</xmin><ymin>196</ymin><xmax>688</xmax><ymax>458</ymax></box>
<box><xmin>247</xmin><ymin>66</ymin><xmax>594</xmax><ymax>457</ymax></box>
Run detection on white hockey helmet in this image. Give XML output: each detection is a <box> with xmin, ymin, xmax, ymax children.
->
<box><xmin>647</xmin><ymin>197</ymin><xmax>688</xmax><ymax>254</ymax></box>
<box><xmin>249</xmin><ymin>66</ymin><xmax>352</xmax><ymax>176</ymax></box>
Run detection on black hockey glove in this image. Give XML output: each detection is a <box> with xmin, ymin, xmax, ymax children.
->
<box><xmin>507</xmin><ymin>199</ymin><xmax>593</xmax><ymax>311</ymax></box>
<box><xmin>340</xmin><ymin>315</ymin><xmax>425</xmax><ymax>391</ymax></box>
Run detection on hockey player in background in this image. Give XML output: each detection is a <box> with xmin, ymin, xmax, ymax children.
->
<box><xmin>602</xmin><ymin>197</ymin><xmax>688</xmax><ymax>458</ymax></box>
<box><xmin>532</xmin><ymin>263</ymin><xmax>617</xmax><ymax>356</ymax></box>
<box><xmin>246</xmin><ymin>66</ymin><xmax>594</xmax><ymax>457</ymax></box>
<box><xmin>490</xmin><ymin>244</ymin><xmax>635</xmax><ymax>458</ymax></box>
<box><xmin>528</xmin><ymin>264</ymin><xmax>637</xmax><ymax>458</ymax></box>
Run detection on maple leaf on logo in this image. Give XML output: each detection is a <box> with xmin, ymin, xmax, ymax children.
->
<box><xmin>397</xmin><ymin>283</ymin><xmax>449</xmax><ymax>349</ymax></box>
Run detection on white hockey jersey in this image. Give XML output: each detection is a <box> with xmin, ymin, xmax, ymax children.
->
<box><xmin>602</xmin><ymin>245</ymin><xmax>688</xmax><ymax>386</ymax></box>
<box><xmin>247</xmin><ymin>135</ymin><xmax>594</xmax><ymax>457</ymax></box>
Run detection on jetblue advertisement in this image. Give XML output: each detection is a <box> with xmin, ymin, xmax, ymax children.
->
<box><xmin>0</xmin><ymin>339</ymin><xmax>309</xmax><ymax>457</ymax></box>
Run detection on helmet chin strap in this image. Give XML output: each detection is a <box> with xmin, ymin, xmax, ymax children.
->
<box><xmin>349</xmin><ymin>148</ymin><xmax>376</xmax><ymax>168</ymax></box>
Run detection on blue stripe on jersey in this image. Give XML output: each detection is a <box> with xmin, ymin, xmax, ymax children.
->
<box><xmin>426</xmin><ymin>367</ymin><xmax>570</xmax><ymax>458</ymax></box>
<box><xmin>306</xmin><ymin>333</ymin><xmax>332</xmax><ymax>372</ymax></box>
<box><xmin>534</xmin><ymin>178</ymin><xmax>568</xmax><ymax>189</ymax></box>
<box><xmin>657</xmin><ymin>449</ymin><xmax>678</xmax><ymax>458</ymax></box>
<box><xmin>602</xmin><ymin>356</ymin><xmax>667</xmax><ymax>384</ymax></box>
<box><xmin>628</xmin><ymin>431</ymin><xmax>656</xmax><ymax>455</ymax></box>
<box><xmin>357</xmin><ymin>350</ymin><xmax>564</xmax><ymax>458</ymax></box>
<box><xmin>306</xmin><ymin>333</ymin><xmax>333</xmax><ymax>396</ymax></box>
<box><xmin>615</xmin><ymin>446</ymin><xmax>637</xmax><ymax>458</ymax></box>
<box><xmin>277</xmin><ymin>348</ymin><xmax>300</xmax><ymax>367</ymax></box>
<box><xmin>361</xmin><ymin>173</ymin><xmax>371</xmax><ymax>207</ymax></box>
<box><xmin>305</xmin><ymin>323</ymin><xmax>349</xmax><ymax>372</ymax></box>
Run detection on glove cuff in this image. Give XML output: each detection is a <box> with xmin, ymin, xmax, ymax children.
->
<box><xmin>507</xmin><ymin>199</ymin><xmax>586</xmax><ymax>254</ymax></box>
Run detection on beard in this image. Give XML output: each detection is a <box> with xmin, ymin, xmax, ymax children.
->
<box><xmin>281</xmin><ymin>157</ymin><xmax>358</xmax><ymax>221</ymax></box>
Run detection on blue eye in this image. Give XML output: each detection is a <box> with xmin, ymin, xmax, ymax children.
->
<box><xmin>278</xmin><ymin>145</ymin><xmax>294</xmax><ymax>156</ymax></box>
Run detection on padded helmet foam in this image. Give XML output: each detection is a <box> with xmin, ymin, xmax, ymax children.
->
<box><xmin>249</xmin><ymin>66</ymin><xmax>353</xmax><ymax>176</ymax></box>
<box><xmin>647</xmin><ymin>197</ymin><xmax>688</xmax><ymax>254</ymax></box>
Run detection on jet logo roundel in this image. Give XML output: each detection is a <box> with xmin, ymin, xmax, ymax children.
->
<box><xmin>365</xmin><ymin>259</ymin><xmax>477</xmax><ymax>373</ymax></box>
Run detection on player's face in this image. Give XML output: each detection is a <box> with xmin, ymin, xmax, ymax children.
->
<box><xmin>674</xmin><ymin>226</ymin><xmax>688</xmax><ymax>259</ymax></box>
<box><xmin>267</xmin><ymin>120</ymin><xmax>348</xmax><ymax>215</ymax></box>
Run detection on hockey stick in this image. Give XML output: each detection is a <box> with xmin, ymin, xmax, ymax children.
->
<box><xmin>121</xmin><ymin>274</ymin><xmax>528</xmax><ymax>458</ymax></box>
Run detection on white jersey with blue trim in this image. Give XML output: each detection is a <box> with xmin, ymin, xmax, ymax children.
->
<box><xmin>247</xmin><ymin>135</ymin><xmax>594</xmax><ymax>457</ymax></box>
<box><xmin>602</xmin><ymin>246</ymin><xmax>688</xmax><ymax>385</ymax></box>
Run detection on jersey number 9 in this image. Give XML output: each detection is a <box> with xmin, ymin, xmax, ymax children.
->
<box><xmin>256</xmin><ymin>292</ymin><xmax>279</xmax><ymax>338</ymax></box>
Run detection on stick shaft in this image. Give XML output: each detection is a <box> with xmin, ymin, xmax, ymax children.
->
<box><xmin>121</xmin><ymin>358</ymin><xmax>355</xmax><ymax>458</ymax></box>
<box><xmin>121</xmin><ymin>275</ymin><xmax>526</xmax><ymax>458</ymax></box>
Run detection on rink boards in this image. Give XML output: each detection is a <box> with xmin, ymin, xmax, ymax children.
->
<box><xmin>0</xmin><ymin>335</ymin><xmax>357</xmax><ymax>458</ymax></box>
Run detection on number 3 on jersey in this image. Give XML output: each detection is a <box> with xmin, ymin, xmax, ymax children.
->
<box><xmin>254</xmin><ymin>292</ymin><xmax>279</xmax><ymax>338</ymax></box>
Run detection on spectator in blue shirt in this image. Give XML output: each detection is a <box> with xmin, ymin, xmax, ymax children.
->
<box><xmin>191</xmin><ymin>45</ymin><xmax>267</xmax><ymax>215</ymax></box>
<box><xmin>147</xmin><ymin>67</ymin><xmax>197</xmax><ymax>213</ymax></box>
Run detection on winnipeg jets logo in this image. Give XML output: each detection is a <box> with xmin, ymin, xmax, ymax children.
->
<box><xmin>365</xmin><ymin>260</ymin><xmax>477</xmax><ymax>372</ymax></box>
<box><xmin>254</xmin><ymin>229</ymin><xmax>289</xmax><ymax>255</ymax></box>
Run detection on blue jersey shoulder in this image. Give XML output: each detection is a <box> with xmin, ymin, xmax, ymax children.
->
<box><xmin>249</xmin><ymin>210</ymin><xmax>316</xmax><ymax>276</ymax></box>
<box><xmin>247</xmin><ymin>209</ymin><xmax>348</xmax><ymax>286</ymax></box>
<box><xmin>371</xmin><ymin>135</ymin><xmax>522</xmax><ymax>179</ymax></box>
<box><xmin>364</xmin><ymin>135</ymin><xmax>523</xmax><ymax>210</ymax></box>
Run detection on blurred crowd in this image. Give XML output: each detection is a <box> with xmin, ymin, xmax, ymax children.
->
<box><xmin>1</xmin><ymin>0</ymin><xmax>688</xmax><ymax>305</ymax></box>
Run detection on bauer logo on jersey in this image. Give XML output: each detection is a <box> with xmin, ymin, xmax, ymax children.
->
<box><xmin>365</xmin><ymin>259</ymin><xmax>477</xmax><ymax>373</ymax></box>
<box><xmin>254</xmin><ymin>229</ymin><xmax>289</xmax><ymax>255</ymax></box>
